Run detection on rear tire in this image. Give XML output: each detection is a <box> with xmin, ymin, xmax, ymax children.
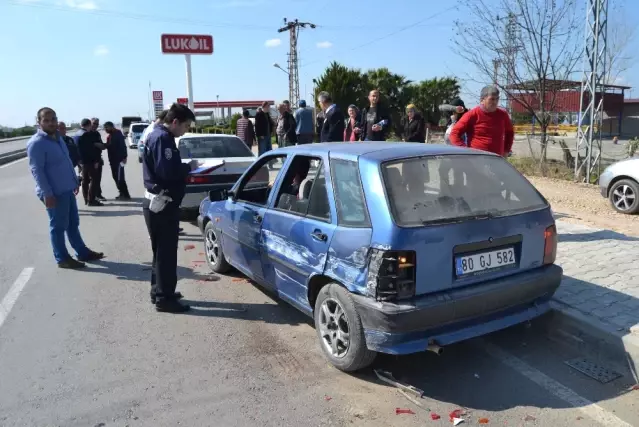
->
<box><xmin>314</xmin><ymin>283</ymin><xmax>376</xmax><ymax>372</ymax></box>
<box><xmin>204</xmin><ymin>221</ymin><xmax>231</xmax><ymax>274</ymax></box>
<box><xmin>609</xmin><ymin>179</ymin><xmax>639</xmax><ymax>214</ymax></box>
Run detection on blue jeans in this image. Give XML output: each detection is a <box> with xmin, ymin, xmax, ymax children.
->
<box><xmin>44</xmin><ymin>191</ymin><xmax>90</xmax><ymax>263</ymax></box>
<box><xmin>257</xmin><ymin>136</ymin><xmax>272</xmax><ymax>156</ymax></box>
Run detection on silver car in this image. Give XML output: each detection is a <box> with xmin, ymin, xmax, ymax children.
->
<box><xmin>178</xmin><ymin>133</ymin><xmax>256</xmax><ymax>212</ymax></box>
<box><xmin>599</xmin><ymin>157</ymin><xmax>639</xmax><ymax>214</ymax></box>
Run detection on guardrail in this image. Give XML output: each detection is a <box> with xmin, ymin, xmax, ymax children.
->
<box><xmin>0</xmin><ymin>136</ymin><xmax>30</xmax><ymax>143</ymax></box>
<box><xmin>0</xmin><ymin>148</ymin><xmax>28</xmax><ymax>166</ymax></box>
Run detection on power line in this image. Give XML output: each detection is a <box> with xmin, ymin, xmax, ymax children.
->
<box><xmin>4</xmin><ymin>0</ymin><xmax>274</xmax><ymax>31</ymax></box>
<box><xmin>300</xmin><ymin>5</ymin><xmax>458</xmax><ymax>69</ymax></box>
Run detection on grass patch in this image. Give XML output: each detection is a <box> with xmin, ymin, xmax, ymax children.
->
<box><xmin>508</xmin><ymin>157</ymin><xmax>575</xmax><ymax>181</ymax></box>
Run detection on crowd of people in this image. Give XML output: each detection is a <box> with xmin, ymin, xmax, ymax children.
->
<box><xmin>234</xmin><ymin>85</ymin><xmax>514</xmax><ymax>158</ymax></box>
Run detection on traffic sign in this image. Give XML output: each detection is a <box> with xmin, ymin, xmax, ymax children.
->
<box><xmin>161</xmin><ymin>34</ymin><xmax>214</xmax><ymax>55</ymax></box>
<box><xmin>152</xmin><ymin>91</ymin><xmax>163</xmax><ymax>101</ymax></box>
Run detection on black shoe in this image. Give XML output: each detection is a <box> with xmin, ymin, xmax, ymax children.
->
<box><xmin>58</xmin><ymin>258</ymin><xmax>86</xmax><ymax>269</ymax></box>
<box><xmin>150</xmin><ymin>292</ymin><xmax>183</xmax><ymax>304</ymax></box>
<box><xmin>96</xmin><ymin>195</ymin><xmax>107</xmax><ymax>201</ymax></box>
<box><xmin>155</xmin><ymin>299</ymin><xmax>190</xmax><ymax>313</ymax></box>
<box><xmin>178</xmin><ymin>228</ymin><xmax>184</xmax><ymax>234</ymax></box>
<box><xmin>78</xmin><ymin>250</ymin><xmax>105</xmax><ymax>262</ymax></box>
<box><xmin>87</xmin><ymin>200</ymin><xmax>104</xmax><ymax>206</ymax></box>
<box><xmin>116</xmin><ymin>195</ymin><xmax>132</xmax><ymax>201</ymax></box>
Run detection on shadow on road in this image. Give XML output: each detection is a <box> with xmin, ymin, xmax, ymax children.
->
<box><xmin>82</xmin><ymin>259</ymin><xmax>215</xmax><ymax>283</ymax></box>
<box><xmin>559</xmin><ymin>229</ymin><xmax>639</xmax><ymax>242</ymax></box>
<box><xmin>181</xmin><ymin>298</ymin><xmax>308</xmax><ymax>326</ymax></box>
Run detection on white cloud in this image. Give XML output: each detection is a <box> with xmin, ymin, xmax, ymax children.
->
<box><xmin>265</xmin><ymin>38</ymin><xmax>282</xmax><ymax>48</ymax></box>
<box><xmin>93</xmin><ymin>45</ymin><xmax>109</xmax><ymax>56</ymax></box>
<box><xmin>64</xmin><ymin>0</ymin><xmax>98</xmax><ymax>10</ymax></box>
<box><xmin>316</xmin><ymin>41</ymin><xmax>333</xmax><ymax>49</ymax></box>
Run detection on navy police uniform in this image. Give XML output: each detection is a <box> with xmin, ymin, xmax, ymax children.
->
<box><xmin>142</xmin><ymin>123</ymin><xmax>191</xmax><ymax>306</ymax></box>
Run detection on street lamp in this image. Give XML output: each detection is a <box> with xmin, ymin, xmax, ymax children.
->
<box><xmin>216</xmin><ymin>94</ymin><xmax>219</xmax><ymax>123</ymax></box>
<box><xmin>273</xmin><ymin>63</ymin><xmax>289</xmax><ymax>75</ymax></box>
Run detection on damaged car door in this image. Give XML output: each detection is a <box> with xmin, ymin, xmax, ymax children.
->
<box><xmin>261</xmin><ymin>155</ymin><xmax>337</xmax><ymax>313</ymax></box>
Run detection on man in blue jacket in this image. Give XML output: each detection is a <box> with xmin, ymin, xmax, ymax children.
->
<box><xmin>27</xmin><ymin>107</ymin><xmax>104</xmax><ymax>269</ymax></box>
<box><xmin>104</xmin><ymin>121</ymin><xmax>131</xmax><ymax>200</ymax></box>
<box><xmin>294</xmin><ymin>100</ymin><xmax>314</xmax><ymax>144</ymax></box>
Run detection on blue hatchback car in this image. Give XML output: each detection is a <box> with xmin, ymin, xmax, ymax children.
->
<box><xmin>197</xmin><ymin>142</ymin><xmax>562</xmax><ymax>372</ymax></box>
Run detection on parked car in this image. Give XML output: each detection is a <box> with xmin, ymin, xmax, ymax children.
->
<box><xmin>197</xmin><ymin>143</ymin><xmax>562</xmax><ymax>372</ymax></box>
<box><xmin>599</xmin><ymin>157</ymin><xmax>639</xmax><ymax>214</ymax></box>
<box><xmin>178</xmin><ymin>133</ymin><xmax>256</xmax><ymax>213</ymax></box>
<box><xmin>127</xmin><ymin>122</ymin><xmax>148</xmax><ymax>149</ymax></box>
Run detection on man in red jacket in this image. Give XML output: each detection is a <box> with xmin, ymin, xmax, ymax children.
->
<box><xmin>449</xmin><ymin>85</ymin><xmax>514</xmax><ymax>157</ymax></box>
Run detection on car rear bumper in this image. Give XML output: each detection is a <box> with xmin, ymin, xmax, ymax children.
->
<box><xmin>351</xmin><ymin>264</ymin><xmax>563</xmax><ymax>355</ymax></box>
<box><xmin>182</xmin><ymin>183</ymin><xmax>234</xmax><ymax>210</ymax></box>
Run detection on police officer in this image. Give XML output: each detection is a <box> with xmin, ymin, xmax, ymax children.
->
<box><xmin>142</xmin><ymin>103</ymin><xmax>198</xmax><ymax>313</ymax></box>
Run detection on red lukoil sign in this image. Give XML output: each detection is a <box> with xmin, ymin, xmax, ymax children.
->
<box><xmin>161</xmin><ymin>34</ymin><xmax>214</xmax><ymax>55</ymax></box>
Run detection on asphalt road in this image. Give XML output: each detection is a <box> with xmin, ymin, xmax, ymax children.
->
<box><xmin>0</xmin><ymin>149</ymin><xmax>638</xmax><ymax>427</ymax></box>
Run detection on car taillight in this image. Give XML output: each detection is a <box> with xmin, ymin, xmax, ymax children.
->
<box><xmin>544</xmin><ymin>225</ymin><xmax>557</xmax><ymax>265</ymax></box>
<box><xmin>186</xmin><ymin>174</ymin><xmax>213</xmax><ymax>184</ymax></box>
<box><xmin>366</xmin><ymin>250</ymin><xmax>416</xmax><ymax>301</ymax></box>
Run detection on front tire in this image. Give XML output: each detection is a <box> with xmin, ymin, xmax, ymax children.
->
<box><xmin>314</xmin><ymin>283</ymin><xmax>376</xmax><ymax>372</ymax></box>
<box><xmin>609</xmin><ymin>179</ymin><xmax>639</xmax><ymax>214</ymax></box>
<box><xmin>204</xmin><ymin>221</ymin><xmax>231</xmax><ymax>273</ymax></box>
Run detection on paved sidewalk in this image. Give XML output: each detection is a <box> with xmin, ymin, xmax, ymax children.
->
<box><xmin>553</xmin><ymin>220</ymin><xmax>639</xmax><ymax>334</ymax></box>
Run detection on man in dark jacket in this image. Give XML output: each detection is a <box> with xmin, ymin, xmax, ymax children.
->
<box><xmin>358</xmin><ymin>89</ymin><xmax>391</xmax><ymax>141</ymax></box>
<box><xmin>317</xmin><ymin>91</ymin><xmax>345</xmax><ymax>142</ymax></box>
<box><xmin>276</xmin><ymin>102</ymin><xmax>297</xmax><ymax>147</ymax></box>
<box><xmin>76</xmin><ymin>118</ymin><xmax>103</xmax><ymax>206</ymax></box>
<box><xmin>58</xmin><ymin>122</ymin><xmax>81</xmax><ymax>168</ymax></box>
<box><xmin>90</xmin><ymin>118</ymin><xmax>107</xmax><ymax>201</ymax></box>
<box><xmin>254</xmin><ymin>102</ymin><xmax>273</xmax><ymax>155</ymax></box>
<box><xmin>104</xmin><ymin>121</ymin><xmax>131</xmax><ymax>200</ymax></box>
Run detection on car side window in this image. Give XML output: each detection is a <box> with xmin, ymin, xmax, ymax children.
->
<box><xmin>306</xmin><ymin>166</ymin><xmax>331</xmax><ymax>221</ymax></box>
<box><xmin>274</xmin><ymin>156</ymin><xmax>325</xmax><ymax>218</ymax></box>
<box><xmin>330</xmin><ymin>159</ymin><xmax>371</xmax><ymax>227</ymax></box>
<box><xmin>236</xmin><ymin>155</ymin><xmax>286</xmax><ymax>206</ymax></box>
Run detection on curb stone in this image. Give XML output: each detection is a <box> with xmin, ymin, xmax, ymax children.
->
<box><xmin>0</xmin><ymin>149</ymin><xmax>27</xmax><ymax>166</ymax></box>
<box><xmin>545</xmin><ymin>300</ymin><xmax>639</xmax><ymax>378</ymax></box>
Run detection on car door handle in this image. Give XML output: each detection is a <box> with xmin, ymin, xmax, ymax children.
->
<box><xmin>310</xmin><ymin>230</ymin><xmax>327</xmax><ymax>242</ymax></box>
<box><xmin>253</xmin><ymin>214</ymin><xmax>262</xmax><ymax>223</ymax></box>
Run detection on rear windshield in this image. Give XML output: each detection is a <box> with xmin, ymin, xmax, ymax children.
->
<box><xmin>382</xmin><ymin>154</ymin><xmax>547</xmax><ymax>226</ymax></box>
<box><xmin>178</xmin><ymin>136</ymin><xmax>254</xmax><ymax>159</ymax></box>
<box><xmin>131</xmin><ymin>124</ymin><xmax>147</xmax><ymax>133</ymax></box>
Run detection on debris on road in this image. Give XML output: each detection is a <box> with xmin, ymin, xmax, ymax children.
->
<box><xmin>324</xmin><ymin>396</ymin><xmax>332</xmax><ymax>401</ymax></box>
<box><xmin>629</xmin><ymin>384</ymin><xmax>639</xmax><ymax>391</ymax></box>
<box><xmin>449</xmin><ymin>409</ymin><xmax>466</xmax><ymax>419</ymax></box>
<box><xmin>452</xmin><ymin>417</ymin><xmax>465</xmax><ymax>425</ymax></box>
<box><xmin>524</xmin><ymin>414</ymin><xmax>536</xmax><ymax>421</ymax></box>
<box><xmin>232</xmin><ymin>278</ymin><xmax>246</xmax><ymax>282</ymax></box>
<box><xmin>192</xmin><ymin>260</ymin><xmax>205</xmax><ymax>264</ymax></box>
<box><xmin>183</xmin><ymin>244</ymin><xmax>195</xmax><ymax>251</ymax></box>
<box><xmin>395</xmin><ymin>408</ymin><xmax>415</xmax><ymax>415</ymax></box>
<box><xmin>397</xmin><ymin>389</ymin><xmax>430</xmax><ymax>411</ymax></box>
<box><xmin>430</xmin><ymin>413</ymin><xmax>441</xmax><ymax>420</ymax></box>
<box><xmin>478</xmin><ymin>417</ymin><xmax>489</xmax><ymax>424</ymax></box>
<box><xmin>374</xmin><ymin>369</ymin><xmax>424</xmax><ymax>398</ymax></box>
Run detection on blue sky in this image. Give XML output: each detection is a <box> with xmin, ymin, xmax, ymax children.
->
<box><xmin>0</xmin><ymin>0</ymin><xmax>637</xmax><ymax>127</ymax></box>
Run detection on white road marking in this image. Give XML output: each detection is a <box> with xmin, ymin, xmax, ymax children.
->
<box><xmin>483</xmin><ymin>341</ymin><xmax>633</xmax><ymax>427</ymax></box>
<box><xmin>0</xmin><ymin>157</ymin><xmax>28</xmax><ymax>169</ymax></box>
<box><xmin>0</xmin><ymin>268</ymin><xmax>34</xmax><ymax>330</ymax></box>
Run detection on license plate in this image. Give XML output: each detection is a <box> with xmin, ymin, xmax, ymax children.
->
<box><xmin>455</xmin><ymin>247</ymin><xmax>516</xmax><ymax>276</ymax></box>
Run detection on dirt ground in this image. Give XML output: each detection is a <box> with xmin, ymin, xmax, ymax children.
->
<box><xmin>526</xmin><ymin>176</ymin><xmax>639</xmax><ymax>237</ymax></box>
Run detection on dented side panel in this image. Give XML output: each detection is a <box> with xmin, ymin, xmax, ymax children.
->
<box><xmin>324</xmin><ymin>227</ymin><xmax>373</xmax><ymax>295</ymax></box>
<box><xmin>261</xmin><ymin>210</ymin><xmax>337</xmax><ymax>313</ymax></box>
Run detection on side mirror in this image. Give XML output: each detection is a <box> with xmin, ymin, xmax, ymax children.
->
<box><xmin>208</xmin><ymin>189</ymin><xmax>225</xmax><ymax>202</ymax></box>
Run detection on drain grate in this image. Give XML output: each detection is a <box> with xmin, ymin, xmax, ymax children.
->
<box><xmin>564</xmin><ymin>358</ymin><xmax>622</xmax><ymax>383</ymax></box>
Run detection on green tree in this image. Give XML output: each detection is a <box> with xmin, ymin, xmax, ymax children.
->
<box><xmin>312</xmin><ymin>61</ymin><xmax>368</xmax><ymax>110</ymax></box>
<box><xmin>230</xmin><ymin>113</ymin><xmax>242</xmax><ymax>133</ymax></box>
<box><xmin>409</xmin><ymin>77</ymin><xmax>461</xmax><ymax>125</ymax></box>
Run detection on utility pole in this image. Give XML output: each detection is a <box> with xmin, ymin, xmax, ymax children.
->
<box><xmin>492</xmin><ymin>58</ymin><xmax>501</xmax><ymax>85</ymax></box>
<box><xmin>497</xmin><ymin>12</ymin><xmax>521</xmax><ymax>114</ymax></box>
<box><xmin>278</xmin><ymin>18</ymin><xmax>316</xmax><ymax>107</ymax></box>
<box><xmin>575</xmin><ymin>0</ymin><xmax>609</xmax><ymax>183</ymax></box>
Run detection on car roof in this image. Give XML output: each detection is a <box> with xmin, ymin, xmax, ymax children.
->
<box><xmin>272</xmin><ymin>142</ymin><xmax>496</xmax><ymax>162</ymax></box>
